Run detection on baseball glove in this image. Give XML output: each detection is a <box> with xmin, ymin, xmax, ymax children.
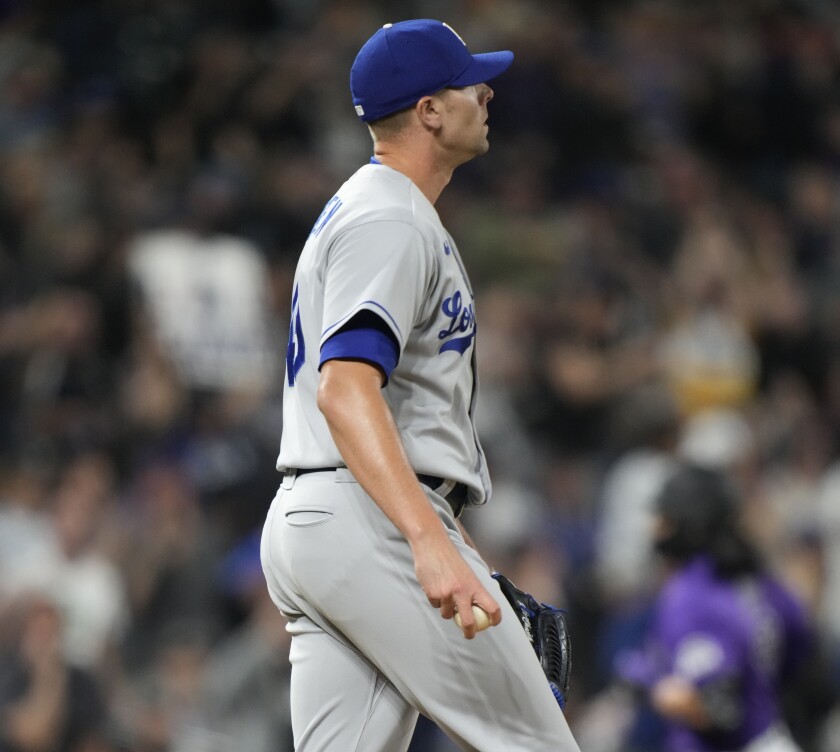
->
<box><xmin>492</xmin><ymin>571</ymin><xmax>571</xmax><ymax>708</ymax></box>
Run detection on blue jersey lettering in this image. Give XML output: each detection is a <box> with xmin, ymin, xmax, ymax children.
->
<box><xmin>286</xmin><ymin>284</ymin><xmax>306</xmax><ymax>385</ymax></box>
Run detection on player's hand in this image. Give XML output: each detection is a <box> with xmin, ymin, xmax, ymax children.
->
<box><xmin>651</xmin><ymin>675</ymin><xmax>711</xmax><ymax>729</ymax></box>
<box><xmin>412</xmin><ymin>533</ymin><xmax>501</xmax><ymax>639</ymax></box>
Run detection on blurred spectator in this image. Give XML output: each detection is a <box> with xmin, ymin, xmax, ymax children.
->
<box><xmin>192</xmin><ymin>532</ymin><xmax>294</xmax><ymax>752</ymax></box>
<box><xmin>128</xmin><ymin>229</ymin><xmax>278</xmax><ymax>394</ymax></box>
<box><xmin>110</xmin><ymin>622</ymin><xmax>209</xmax><ymax>752</ymax></box>
<box><xmin>659</xmin><ymin>217</ymin><xmax>760</xmax><ymax>417</ymax></box>
<box><xmin>0</xmin><ymin>461</ymin><xmax>59</xmax><ymax>604</ymax></box>
<box><xmin>595</xmin><ymin>384</ymin><xmax>681</xmax><ymax>606</ymax></box>
<box><xmin>118</xmin><ymin>461</ymin><xmax>224</xmax><ymax>673</ymax></box>
<box><xmin>0</xmin><ymin>593</ymin><xmax>110</xmax><ymax>752</ymax></box>
<box><xmin>45</xmin><ymin>451</ymin><xmax>128</xmax><ymax>672</ymax></box>
<box><xmin>815</xmin><ymin>464</ymin><xmax>840</xmax><ymax>649</ymax></box>
<box><xmin>0</xmin><ymin>452</ymin><xmax>127</xmax><ymax>674</ymax></box>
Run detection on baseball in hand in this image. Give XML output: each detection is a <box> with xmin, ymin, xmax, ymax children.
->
<box><xmin>454</xmin><ymin>605</ymin><xmax>492</xmax><ymax>632</ymax></box>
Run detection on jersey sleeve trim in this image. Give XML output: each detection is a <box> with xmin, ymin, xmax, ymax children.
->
<box><xmin>322</xmin><ymin>300</ymin><xmax>402</xmax><ymax>342</ymax></box>
<box><xmin>319</xmin><ymin>326</ymin><xmax>399</xmax><ymax>383</ymax></box>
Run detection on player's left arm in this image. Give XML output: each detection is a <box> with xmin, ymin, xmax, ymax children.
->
<box><xmin>652</xmin><ymin>628</ymin><xmax>744</xmax><ymax>732</ymax></box>
<box><xmin>652</xmin><ymin>673</ymin><xmax>743</xmax><ymax>731</ymax></box>
<box><xmin>651</xmin><ymin>675</ymin><xmax>712</xmax><ymax>729</ymax></box>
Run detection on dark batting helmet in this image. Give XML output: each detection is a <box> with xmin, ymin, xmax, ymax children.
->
<box><xmin>653</xmin><ymin>463</ymin><xmax>759</xmax><ymax>578</ymax></box>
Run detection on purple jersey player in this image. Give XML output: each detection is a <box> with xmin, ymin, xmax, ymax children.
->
<box><xmin>619</xmin><ymin>464</ymin><xmax>811</xmax><ymax>752</ymax></box>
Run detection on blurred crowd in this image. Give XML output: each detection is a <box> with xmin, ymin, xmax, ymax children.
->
<box><xmin>0</xmin><ymin>0</ymin><xmax>839</xmax><ymax>750</ymax></box>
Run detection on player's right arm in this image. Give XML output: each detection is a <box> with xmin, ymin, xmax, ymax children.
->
<box><xmin>317</xmin><ymin>357</ymin><xmax>501</xmax><ymax>639</ymax></box>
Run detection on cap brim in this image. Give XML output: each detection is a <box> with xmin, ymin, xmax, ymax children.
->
<box><xmin>449</xmin><ymin>50</ymin><xmax>514</xmax><ymax>87</ymax></box>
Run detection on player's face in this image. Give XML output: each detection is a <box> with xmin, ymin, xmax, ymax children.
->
<box><xmin>437</xmin><ymin>83</ymin><xmax>495</xmax><ymax>163</ymax></box>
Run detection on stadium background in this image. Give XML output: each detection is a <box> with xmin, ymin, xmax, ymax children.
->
<box><xmin>0</xmin><ymin>0</ymin><xmax>839</xmax><ymax>749</ymax></box>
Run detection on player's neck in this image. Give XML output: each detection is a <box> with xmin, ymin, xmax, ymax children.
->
<box><xmin>372</xmin><ymin>150</ymin><xmax>453</xmax><ymax>205</ymax></box>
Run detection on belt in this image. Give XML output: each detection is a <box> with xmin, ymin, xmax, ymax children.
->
<box><xmin>292</xmin><ymin>467</ymin><xmax>469</xmax><ymax>519</ymax></box>
<box><xmin>416</xmin><ymin>474</ymin><xmax>470</xmax><ymax>519</ymax></box>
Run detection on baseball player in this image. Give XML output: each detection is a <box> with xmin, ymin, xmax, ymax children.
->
<box><xmin>260</xmin><ymin>18</ymin><xmax>581</xmax><ymax>752</ymax></box>
<box><xmin>618</xmin><ymin>464</ymin><xmax>811</xmax><ymax>752</ymax></box>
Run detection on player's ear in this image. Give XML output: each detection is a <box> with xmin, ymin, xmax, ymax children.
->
<box><xmin>416</xmin><ymin>94</ymin><xmax>444</xmax><ymax>131</ymax></box>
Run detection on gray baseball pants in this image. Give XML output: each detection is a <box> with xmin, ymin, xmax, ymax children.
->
<box><xmin>260</xmin><ymin>468</ymin><xmax>581</xmax><ymax>752</ymax></box>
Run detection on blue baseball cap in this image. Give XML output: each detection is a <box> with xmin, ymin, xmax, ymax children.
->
<box><xmin>351</xmin><ymin>19</ymin><xmax>514</xmax><ymax>123</ymax></box>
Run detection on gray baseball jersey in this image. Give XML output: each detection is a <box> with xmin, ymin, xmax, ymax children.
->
<box><xmin>277</xmin><ymin>160</ymin><xmax>491</xmax><ymax>505</ymax></box>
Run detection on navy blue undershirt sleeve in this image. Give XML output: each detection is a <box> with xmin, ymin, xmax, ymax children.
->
<box><xmin>319</xmin><ymin>310</ymin><xmax>400</xmax><ymax>384</ymax></box>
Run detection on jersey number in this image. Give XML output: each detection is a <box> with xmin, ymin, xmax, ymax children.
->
<box><xmin>286</xmin><ymin>284</ymin><xmax>305</xmax><ymax>386</ymax></box>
